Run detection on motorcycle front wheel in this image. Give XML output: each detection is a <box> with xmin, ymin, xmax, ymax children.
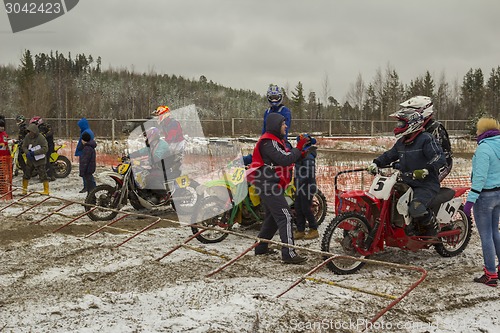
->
<box><xmin>190</xmin><ymin>197</ymin><xmax>231</xmax><ymax>244</ymax></box>
<box><xmin>321</xmin><ymin>212</ymin><xmax>371</xmax><ymax>274</ymax></box>
<box><xmin>54</xmin><ymin>156</ymin><xmax>72</xmax><ymax>178</ymax></box>
<box><xmin>85</xmin><ymin>184</ymin><xmax>120</xmax><ymax>221</ymax></box>
<box><xmin>312</xmin><ymin>189</ymin><xmax>328</xmax><ymax>225</ymax></box>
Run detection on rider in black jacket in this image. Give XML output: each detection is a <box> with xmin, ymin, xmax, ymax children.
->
<box><xmin>399</xmin><ymin>96</ymin><xmax>452</xmax><ymax>181</ymax></box>
<box><xmin>369</xmin><ymin>109</ymin><xmax>446</xmax><ymax>237</ymax></box>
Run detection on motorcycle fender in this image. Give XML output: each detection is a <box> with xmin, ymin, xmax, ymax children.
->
<box><xmin>436</xmin><ymin>197</ymin><xmax>463</xmax><ymax>224</ymax></box>
<box><xmin>99</xmin><ymin>171</ymin><xmax>124</xmax><ymax>184</ymax></box>
<box><xmin>135</xmin><ymin>193</ymin><xmax>154</xmax><ymax>210</ymax></box>
<box><xmin>206</xmin><ymin>185</ymin><xmax>231</xmax><ymax>202</ymax></box>
<box><xmin>396</xmin><ymin>188</ymin><xmax>413</xmax><ymax>226</ymax></box>
<box><xmin>49</xmin><ymin>152</ymin><xmax>58</xmax><ymax>163</ymax></box>
<box><xmin>248</xmin><ymin>185</ymin><xmax>260</xmax><ymax>206</ymax></box>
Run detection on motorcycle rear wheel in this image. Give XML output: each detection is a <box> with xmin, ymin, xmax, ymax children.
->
<box><xmin>172</xmin><ymin>185</ymin><xmax>199</xmax><ymax>215</ymax></box>
<box><xmin>85</xmin><ymin>184</ymin><xmax>119</xmax><ymax>221</ymax></box>
<box><xmin>321</xmin><ymin>212</ymin><xmax>371</xmax><ymax>274</ymax></box>
<box><xmin>190</xmin><ymin>197</ymin><xmax>231</xmax><ymax>243</ymax></box>
<box><xmin>435</xmin><ymin>206</ymin><xmax>472</xmax><ymax>257</ymax></box>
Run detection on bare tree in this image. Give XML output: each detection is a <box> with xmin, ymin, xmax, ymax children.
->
<box><xmin>346</xmin><ymin>73</ymin><xmax>366</xmax><ymax>115</ymax></box>
<box><xmin>321</xmin><ymin>72</ymin><xmax>332</xmax><ymax>106</ymax></box>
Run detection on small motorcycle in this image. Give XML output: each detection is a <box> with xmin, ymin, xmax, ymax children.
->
<box><xmin>85</xmin><ymin>155</ymin><xmax>199</xmax><ymax>221</ymax></box>
<box><xmin>190</xmin><ymin>164</ymin><xmax>328</xmax><ymax>244</ymax></box>
<box><xmin>10</xmin><ymin>140</ymin><xmax>72</xmax><ymax>178</ymax></box>
<box><xmin>321</xmin><ymin>167</ymin><xmax>472</xmax><ymax>274</ymax></box>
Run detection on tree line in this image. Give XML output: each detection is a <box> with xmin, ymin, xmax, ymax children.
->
<box><xmin>1</xmin><ymin>50</ymin><xmax>499</xmax><ymax>134</ymax></box>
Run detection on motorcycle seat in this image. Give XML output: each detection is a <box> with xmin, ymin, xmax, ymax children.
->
<box><xmin>429</xmin><ymin>187</ymin><xmax>455</xmax><ymax>213</ymax></box>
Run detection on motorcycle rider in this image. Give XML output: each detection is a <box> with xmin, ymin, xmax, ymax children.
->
<box><xmin>243</xmin><ymin>85</ymin><xmax>292</xmax><ymax>165</ymax></box>
<box><xmin>152</xmin><ymin>105</ymin><xmax>185</xmax><ymax>156</ymax></box>
<box><xmin>30</xmin><ymin>116</ymin><xmax>56</xmax><ymax>181</ymax></box>
<box><xmin>399</xmin><ymin>96</ymin><xmax>452</xmax><ymax>181</ymax></box>
<box><xmin>130</xmin><ymin>127</ymin><xmax>172</xmax><ymax>202</ymax></box>
<box><xmin>248</xmin><ymin>112</ymin><xmax>310</xmax><ymax>264</ymax></box>
<box><xmin>368</xmin><ymin>109</ymin><xmax>446</xmax><ymax>237</ymax></box>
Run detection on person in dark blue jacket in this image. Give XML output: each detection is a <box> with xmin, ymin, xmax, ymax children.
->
<box><xmin>293</xmin><ymin>134</ymin><xmax>319</xmax><ymax>240</ymax></box>
<box><xmin>75</xmin><ymin>118</ymin><xmax>95</xmax><ymax>193</ymax></box>
<box><xmin>79</xmin><ymin>132</ymin><xmax>97</xmax><ymax>194</ymax></box>
<box><xmin>368</xmin><ymin>109</ymin><xmax>446</xmax><ymax>237</ymax></box>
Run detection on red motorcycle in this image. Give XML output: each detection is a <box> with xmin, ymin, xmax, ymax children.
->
<box><xmin>321</xmin><ymin>167</ymin><xmax>472</xmax><ymax>274</ymax></box>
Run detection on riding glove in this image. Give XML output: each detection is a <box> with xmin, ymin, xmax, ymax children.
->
<box><xmin>367</xmin><ymin>163</ymin><xmax>378</xmax><ymax>175</ymax></box>
<box><xmin>413</xmin><ymin>169</ymin><xmax>429</xmax><ymax>180</ymax></box>
<box><xmin>27</xmin><ymin>151</ymin><xmax>35</xmax><ymax>161</ymax></box>
<box><xmin>296</xmin><ymin>137</ymin><xmax>309</xmax><ymax>151</ymax></box>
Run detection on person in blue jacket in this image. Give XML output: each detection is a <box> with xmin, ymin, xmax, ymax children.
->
<box><xmin>79</xmin><ymin>132</ymin><xmax>97</xmax><ymax>194</ymax></box>
<box><xmin>75</xmin><ymin>118</ymin><xmax>95</xmax><ymax>193</ymax></box>
<box><xmin>244</xmin><ymin>85</ymin><xmax>292</xmax><ymax>165</ymax></box>
<box><xmin>463</xmin><ymin>117</ymin><xmax>500</xmax><ymax>287</ymax></box>
<box><xmin>294</xmin><ymin>134</ymin><xmax>319</xmax><ymax>240</ymax></box>
<box><xmin>368</xmin><ymin>109</ymin><xmax>446</xmax><ymax>237</ymax></box>
<box><xmin>262</xmin><ymin>85</ymin><xmax>292</xmax><ymax>140</ymax></box>
<box><xmin>130</xmin><ymin>127</ymin><xmax>171</xmax><ymax>192</ymax></box>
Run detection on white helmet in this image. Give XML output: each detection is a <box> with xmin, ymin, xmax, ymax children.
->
<box><xmin>399</xmin><ymin>96</ymin><xmax>434</xmax><ymax>119</ymax></box>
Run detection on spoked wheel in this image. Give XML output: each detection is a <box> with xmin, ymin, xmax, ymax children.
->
<box><xmin>172</xmin><ymin>185</ymin><xmax>199</xmax><ymax>215</ymax></box>
<box><xmin>53</xmin><ymin>156</ymin><xmax>72</xmax><ymax>178</ymax></box>
<box><xmin>435</xmin><ymin>206</ymin><xmax>472</xmax><ymax>257</ymax></box>
<box><xmin>312</xmin><ymin>189</ymin><xmax>328</xmax><ymax>225</ymax></box>
<box><xmin>321</xmin><ymin>212</ymin><xmax>371</xmax><ymax>274</ymax></box>
<box><xmin>85</xmin><ymin>184</ymin><xmax>120</xmax><ymax>221</ymax></box>
<box><xmin>190</xmin><ymin>197</ymin><xmax>232</xmax><ymax>244</ymax></box>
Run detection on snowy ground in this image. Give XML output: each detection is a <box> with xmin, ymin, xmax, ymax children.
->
<box><xmin>1</xmin><ymin>140</ymin><xmax>500</xmax><ymax>333</ymax></box>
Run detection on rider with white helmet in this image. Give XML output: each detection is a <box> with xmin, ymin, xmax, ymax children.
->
<box><xmin>368</xmin><ymin>109</ymin><xmax>446</xmax><ymax>237</ymax></box>
<box><xmin>399</xmin><ymin>96</ymin><xmax>452</xmax><ymax>181</ymax></box>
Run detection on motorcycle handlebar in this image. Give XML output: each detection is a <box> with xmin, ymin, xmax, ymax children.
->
<box><xmin>334</xmin><ymin>163</ymin><xmax>399</xmax><ymax>192</ymax></box>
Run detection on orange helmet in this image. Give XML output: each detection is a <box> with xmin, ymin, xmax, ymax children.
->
<box><xmin>152</xmin><ymin>105</ymin><xmax>169</xmax><ymax>116</ymax></box>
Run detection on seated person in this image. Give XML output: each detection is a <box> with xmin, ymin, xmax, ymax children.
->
<box><xmin>368</xmin><ymin>109</ymin><xmax>446</xmax><ymax>237</ymax></box>
<box><xmin>130</xmin><ymin>127</ymin><xmax>172</xmax><ymax>193</ymax></box>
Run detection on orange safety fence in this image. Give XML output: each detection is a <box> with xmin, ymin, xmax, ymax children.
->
<box><xmin>0</xmin><ymin>155</ymin><xmax>13</xmax><ymax>200</ymax></box>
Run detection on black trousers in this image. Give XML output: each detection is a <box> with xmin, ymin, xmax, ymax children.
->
<box><xmin>295</xmin><ymin>190</ymin><xmax>318</xmax><ymax>232</ymax></box>
<box><xmin>254</xmin><ymin>183</ymin><xmax>298</xmax><ymax>260</ymax></box>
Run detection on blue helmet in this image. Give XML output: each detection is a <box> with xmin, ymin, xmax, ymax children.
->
<box><xmin>267</xmin><ymin>85</ymin><xmax>283</xmax><ymax>106</ymax></box>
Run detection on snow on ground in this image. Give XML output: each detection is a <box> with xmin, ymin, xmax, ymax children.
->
<box><xmin>1</xmin><ymin>138</ymin><xmax>499</xmax><ymax>333</ymax></box>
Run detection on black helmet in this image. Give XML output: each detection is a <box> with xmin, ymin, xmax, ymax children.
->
<box><xmin>16</xmin><ymin>115</ymin><xmax>26</xmax><ymax>125</ymax></box>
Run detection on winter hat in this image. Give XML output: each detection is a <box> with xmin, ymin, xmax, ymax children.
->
<box><xmin>477</xmin><ymin>117</ymin><xmax>500</xmax><ymax>135</ymax></box>
<box><xmin>82</xmin><ymin>132</ymin><xmax>91</xmax><ymax>142</ymax></box>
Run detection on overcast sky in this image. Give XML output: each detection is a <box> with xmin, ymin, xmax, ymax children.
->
<box><xmin>2</xmin><ymin>0</ymin><xmax>500</xmax><ymax>102</ymax></box>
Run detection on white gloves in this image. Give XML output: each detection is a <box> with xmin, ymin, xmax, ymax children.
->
<box><xmin>367</xmin><ymin>163</ymin><xmax>378</xmax><ymax>175</ymax></box>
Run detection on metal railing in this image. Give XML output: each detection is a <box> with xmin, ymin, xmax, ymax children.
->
<box><xmin>3</xmin><ymin>117</ymin><xmax>471</xmax><ymax>140</ymax></box>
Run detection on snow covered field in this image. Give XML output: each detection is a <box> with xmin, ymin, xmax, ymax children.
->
<box><xmin>1</xmin><ymin>138</ymin><xmax>499</xmax><ymax>333</ymax></box>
